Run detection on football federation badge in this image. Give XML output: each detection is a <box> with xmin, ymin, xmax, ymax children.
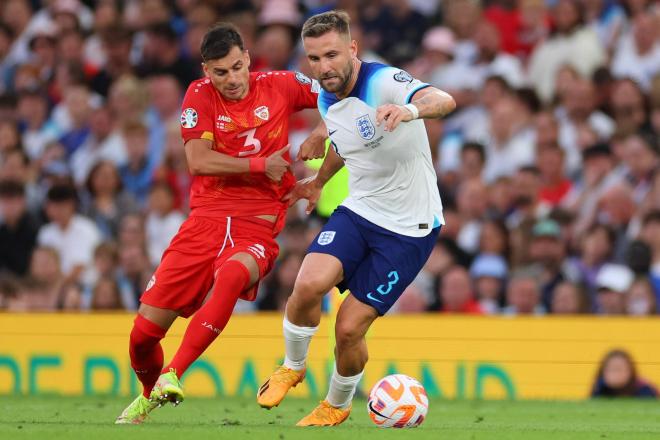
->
<box><xmin>356</xmin><ymin>114</ymin><xmax>376</xmax><ymax>140</ymax></box>
<box><xmin>254</xmin><ymin>105</ymin><xmax>270</xmax><ymax>121</ymax></box>
<box><xmin>317</xmin><ymin>231</ymin><xmax>336</xmax><ymax>246</ymax></box>
<box><xmin>180</xmin><ymin>108</ymin><xmax>198</xmax><ymax>128</ymax></box>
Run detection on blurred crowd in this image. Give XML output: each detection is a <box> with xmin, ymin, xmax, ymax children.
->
<box><xmin>0</xmin><ymin>0</ymin><xmax>658</xmax><ymax>315</ymax></box>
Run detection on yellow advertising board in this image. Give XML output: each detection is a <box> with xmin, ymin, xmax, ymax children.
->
<box><xmin>1</xmin><ymin>313</ymin><xmax>660</xmax><ymax>400</ymax></box>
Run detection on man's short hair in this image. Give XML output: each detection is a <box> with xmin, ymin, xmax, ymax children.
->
<box><xmin>461</xmin><ymin>142</ymin><xmax>486</xmax><ymax>163</ymax></box>
<box><xmin>0</xmin><ymin>180</ymin><xmax>25</xmax><ymax>198</ymax></box>
<box><xmin>46</xmin><ymin>184</ymin><xmax>78</xmax><ymax>203</ymax></box>
<box><xmin>201</xmin><ymin>23</ymin><xmax>244</xmax><ymax>62</ymax></box>
<box><xmin>301</xmin><ymin>10</ymin><xmax>351</xmax><ymax>39</ymax></box>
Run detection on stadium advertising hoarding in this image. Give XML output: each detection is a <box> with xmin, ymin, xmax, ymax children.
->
<box><xmin>1</xmin><ymin>313</ymin><xmax>659</xmax><ymax>399</ymax></box>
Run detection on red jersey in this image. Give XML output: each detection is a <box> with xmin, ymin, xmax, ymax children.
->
<box><xmin>180</xmin><ymin>71</ymin><xmax>319</xmax><ymax>219</ymax></box>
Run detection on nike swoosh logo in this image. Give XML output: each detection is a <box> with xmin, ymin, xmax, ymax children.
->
<box><xmin>328</xmin><ymin>129</ymin><xmax>337</xmax><ymax>136</ymax></box>
<box><xmin>368</xmin><ymin>400</ymin><xmax>391</xmax><ymax>419</ymax></box>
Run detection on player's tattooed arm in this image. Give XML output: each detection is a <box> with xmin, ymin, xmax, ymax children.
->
<box><xmin>376</xmin><ymin>87</ymin><xmax>456</xmax><ymax>132</ymax></box>
<box><xmin>409</xmin><ymin>87</ymin><xmax>456</xmax><ymax>120</ymax></box>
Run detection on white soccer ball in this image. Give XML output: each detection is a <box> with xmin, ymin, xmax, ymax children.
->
<box><xmin>367</xmin><ymin>374</ymin><xmax>429</xmax><ymax>428</ymax></box>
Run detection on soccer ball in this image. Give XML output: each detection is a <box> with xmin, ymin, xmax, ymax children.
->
<box><xmin>367</xmin><ymin>374</ymin><xmax>429</xmax><ymax>428</ymax></box>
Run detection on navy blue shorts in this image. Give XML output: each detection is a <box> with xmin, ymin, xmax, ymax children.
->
<box><xmin>307</xmin><ymin>206</ymin><xmax>440</xmax><ymax>315</ymax></box>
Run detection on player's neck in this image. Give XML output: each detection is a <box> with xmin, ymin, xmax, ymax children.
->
<box><xmin>335</xmin><ymin>58</ymin><xmax>362</xmax><ymax>100</ymax></box>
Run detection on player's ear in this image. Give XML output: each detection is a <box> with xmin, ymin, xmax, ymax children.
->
<box><xmin>202</xmin><ymin>62</ymin><xmax>210</xmax><ymax>79</ymax></box>
<box><xmin>350</xmin><ymin>39</ymin><xmax>358</xmax><ymax>57</ymax></box>
<box><xmin>244</xmin><ymin>50</ymin><xmax>251</xmax><ymax>69</ymax></box>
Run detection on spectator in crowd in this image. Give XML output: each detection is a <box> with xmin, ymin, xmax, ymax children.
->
<box><xmin>626</xmin><ymin>276</ymin><xmax>656</xmax><ymax>316</ymax></box>
<box><xmin>439</xmin><ymin>265</ymin><xmax>483</xmax><ymax>314</ymax></box>
<box><xmin>537</xmin><ymin>145</ymin><xmax>572</xmax><ymax>208</ymax></box>
<box><xmin>90</xmin><ymin>25</ymin><xmax>134</xmax><ymax>97</ymax></box>
<box><xmin>0</xmin><ymin>179</ymin><xmax>38</xmax><ymax>277</ymax></box>
<box><xmin>17</xmin><ymin>87</ymin><xmax>57</xmax><ymax>160</ymax></box>
<box><xmin>594</xmin><ymin>263</ymin><xmax>634</xmax><ymax>314</ymax></box>
<box><xmin>118</xmin><ymin>121</ymin><xmax>157</xmax><ymax>206</ymax></box>
<box><xmin>551</xmin><ymin>281</ymin><xmax>589</xmax><ymax>314</ymax></box>
<box><xmin>591</xmin><ymin>349</ymin><xmax>658</xmax><ymax>398</ymax></box>
<box><xmin>611</xmin><ymin>11</ymin><xmax>660</xmax><ymax>91</ymax></box>
<box><xmin>145</xmin><ymin>182</ymin><xmax>184</xmax><ymax>267</ymax></box>
<box><xmin>90</xmin><ymin>276</ymin><xmax>124</xmax><ymax>310</ymax></box>
<box><xmin>37</xmin><ymin>183</ymin><xmax>101</xmax><ymax>284</ymax></box>
<box><xmin>8</xmin><ymin>246</ymin><xmax>63</xmax><ymax>311</ymax></box>
<box><xmin>70</xmin><ymin>105</ymin><xmax>127</xmax><ymax>185</ymax></box>
<box><xmin>258</xmin><ymin>252</ymin><xmax>304</xmax><ymax>312</ymax></box>
<box><xmin>503</xmin><ymin>267</ymin><xmax>546</xmax><ymax>315</ymax></box>
<box><xmin>528</xmin><ymin>0</ymin><xmax>605</xmax><ymax>103</ymax></box>
<box><xmin>470</xmin><ymin>253</ymin><xmax>508</xmax><ymax>314</ymax></box>
<box><xmin>115</xmin><ymin>242</ymin><xmax>152</xmax><ymax>306</ymax></box>
<box><xmin>81</xmin><ymin>160</ymin><xmax>138</xmax><ymax>240</ymax></box>
<box><xmin>639</xmin><ymin>210</ymin><xmax>660</xmax><ymax>301</ymax></box>
<box><xmin>567</xmin><ymin>223</ymin><xmax>616</xmax><ymax>301</ymax></box>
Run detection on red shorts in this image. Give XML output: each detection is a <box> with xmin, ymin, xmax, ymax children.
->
<box><xmin>140</xmin><ymin>215</ymin><xmax>279</xmax><ymax>317</ymax></box>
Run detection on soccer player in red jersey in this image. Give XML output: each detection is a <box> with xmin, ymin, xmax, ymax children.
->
<box><xmin>116</xmin><ymin>23</ymin><xmax>323</xmax><ymax>424</ymax></box>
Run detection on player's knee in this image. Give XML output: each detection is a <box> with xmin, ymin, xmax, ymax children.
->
<box><xmin>293</xmin><ymin>275</ymin><xmax>332</xmax><ymax>299</ymax></box>
<box><xmin>335</xmin><ymin>321</ymin><xmax>363</xmax><ymax>348</ymax></box>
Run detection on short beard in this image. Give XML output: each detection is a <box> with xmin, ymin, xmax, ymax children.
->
<box><xmin>320</xmin><ymin>60</ymin><xmax>354</xmax><ymax>95</ymax></box>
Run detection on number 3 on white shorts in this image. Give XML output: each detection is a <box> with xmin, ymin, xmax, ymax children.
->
<box><xmin>237</xmin><ymin>128</ymin><xmax>262</xmax><ymax>157</ymax></box>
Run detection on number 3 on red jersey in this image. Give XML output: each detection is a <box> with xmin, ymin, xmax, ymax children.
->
<box><xmin>237</xmin><ymin>128</ymin><xmax>261</xmax><ymax>157</ymax></box>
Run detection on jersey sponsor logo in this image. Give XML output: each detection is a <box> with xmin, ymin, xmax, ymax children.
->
<box><xmin>247</xmin><ymin>243</ymin><xmax>266</xmax><ymax>259</ymax></box>
<box><xmin>146</xmin><ymin>275</ymin><xmax>156</xmax><ymax>291</ymax></box>
<box><xmin>317</xmin><ymin>231</ymin><xmax>336</xmax><ymax>246</ymax></box>
<box><xmin>254</xmin><ymin>105</ymin><xmax>269</xmax><ymax>121</ymax></box>
<box><xmin>393</xmin><ymin>70</ymin><xmax>413</xmax><ymax>83</ymax></box>
<box><xmin>356</xmin><ymin>114</ymin><xmax>376</xmax><ymax>140</ymax></box>
<box><xmin>295</xmin><ymin>71</ymin><xmax>311</xmax><ymax>85</ymax></box>
<box><xmin>180</xmin><ymin>108</ymin><xmax>198</xmax><ymax>128</ymax></box>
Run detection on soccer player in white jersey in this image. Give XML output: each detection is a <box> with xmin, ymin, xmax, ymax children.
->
<box><xmin>257</xmin><ymin>10</ymin><xmax>456</xmax><ymax>426</ymax></box>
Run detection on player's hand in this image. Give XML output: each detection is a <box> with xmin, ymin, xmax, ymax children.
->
<box><xmin>376</xmin><ymin>104</ymin><xmax>415</xmax><ymax>132</ymax></box>
<box><xmin>265</xmin><ymin>145</ymin><xmax>290</xmax><ymax>182</ymax></box>
<box><xmin>284</xmin><ymin>175</ymin><xmax>322</xmax><ymax>214</ymax></box>
<box><xmin>298</xmin><ymin>132</ymin><xmax>327</xmax><ymax>161</ymax></box>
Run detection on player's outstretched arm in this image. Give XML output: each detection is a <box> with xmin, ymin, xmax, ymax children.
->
<box><xmin>376</xmin><ymin>87</ymin><xmax>456</xmax><ymax>132</ymax></box>
<box><xmin>185</xmin><ymin>138</ymin><xmax>291</xmax><ymax>182</ymax></box>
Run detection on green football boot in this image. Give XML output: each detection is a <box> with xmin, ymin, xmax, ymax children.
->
<box><xmin>151</xmin><ymin>368</ymin><xmax>185</xmax><ymax>406</ymax></box>
<box><xmin>115</xmin><ymin>394</ymin><xmax>159</xmax><ymax>424</ymax></box>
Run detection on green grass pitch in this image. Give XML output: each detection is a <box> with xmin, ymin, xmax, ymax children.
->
<box><xmin>1</xmin><ymin>396</ymin><xmax>659</xmax><ymax>440</ymax></box>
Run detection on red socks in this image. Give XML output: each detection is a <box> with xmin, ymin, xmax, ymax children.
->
<box><xmin>129</xmin><ymin>314</ymin><xmax>167</xmax><ymax>397</ymax></box>
<box><xmin>164</xmin><ymin>260</ymin><xmax>250</xmax><ymax>377</ymax></box>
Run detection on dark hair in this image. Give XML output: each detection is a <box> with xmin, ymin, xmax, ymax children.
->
<box><xmin>101</xmin><ymin>25</ymin><xmax>133</xmax><ymax>45</ymax></box>
<box><xmin>0</xmin><ymin>179</ymin><xmax>25</xmax><ymax>198</ymax></box>
<box><xmin>302</xmin><ymin>10</ymin><xmax>351</xmax><ymax>39</ymax></box>
<box><xmin>200</xmin><ymin>22</ymin><xmax>244</xmax><ymax>62</ymax></box>
<box><xmin>592</xmin><ymin>349</ymin><xmax>639</xmax><ymax>397</ymax></box>
<box><xmin>461</xmin><ymin>142</ymin><xmax>486</xmax><ymax>164</ymax></box>
<box><xmin>585</xmin><ymin>223</ymin><xmax>616</xmax><ymax>248</ymax></box>
<box><xmin>145</xmin><ymin>22</ymin><xmax>178</xmax><ymax>43</ymax></box>
<box><xmin>643</xmin><ymin>209</ymin><xmax>660</xmax><ymax>227</ymax></box>
<box><xmin>86</xmin><ymin>161</ymin><xmax>122</xmax><ymax>197</ymax></box>
<box><xmin>46</xmin><ymin>183</ymin><xmax>78</xmax><ymax>203</ymax></box>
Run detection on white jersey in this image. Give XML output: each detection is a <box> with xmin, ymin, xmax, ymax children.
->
<box><xmin>319</xmin><ymin>62</ymin><xmax>444</xmax><ymax>237</ymax></box>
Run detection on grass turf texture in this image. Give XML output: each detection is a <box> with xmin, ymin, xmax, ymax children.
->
<box><xmin>1</xmin><ymin>396</ymin><xmax>659</xmax><ymax>440</ymax></box>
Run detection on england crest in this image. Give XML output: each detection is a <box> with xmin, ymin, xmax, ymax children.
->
<box><xmin>254</xmin><ymin>105</ymin><xmax>269</xmax><ymax>121</ymax></box>
<box><xmin>317</xmin><ymin>231</ymin><xmax>336</xmax><ymax>246</ymax></box>
<box><xmin>393</xmin><ymin>70</ymin><xmax>413</xmax><ymax>83</ymax></box>
<box><xmin>180</xmin><ymin>108</ymin><xmax>198</xmax><ymax>128</ymax></box>
<box><xmin>356</xmin><ymin>114</ymin><xmax>375</xmax><ymax>140</ymax></box>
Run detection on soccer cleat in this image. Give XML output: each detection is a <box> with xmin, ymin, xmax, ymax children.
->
<box><xmin>257</xmin><ymin>366</ymin><xmax>306</xmax><ymax>408</ymax></box>
<box><xmin>151</xmin><ymin>368</ymin><xmax>185</xmax><ymax>406</ymax></box>
<box><xmin>296</xmin><ymin>400</ymin><xmax>351</xmax><ymax>427</ymax></box>
<box><xmin>115</xmin><ymin>394</ymin><xmax>159</xmax><ymax>424</ymax></box>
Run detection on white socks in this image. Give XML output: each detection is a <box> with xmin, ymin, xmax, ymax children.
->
<box><xmin>326</xmin><ymin>364</ymin><xmax>363</xmax><ymax>409</ymax></box>
<box><xmin>282</xmin><ymin>316</ymin><xmax>318</xmax><ymax>371</ymax></box>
